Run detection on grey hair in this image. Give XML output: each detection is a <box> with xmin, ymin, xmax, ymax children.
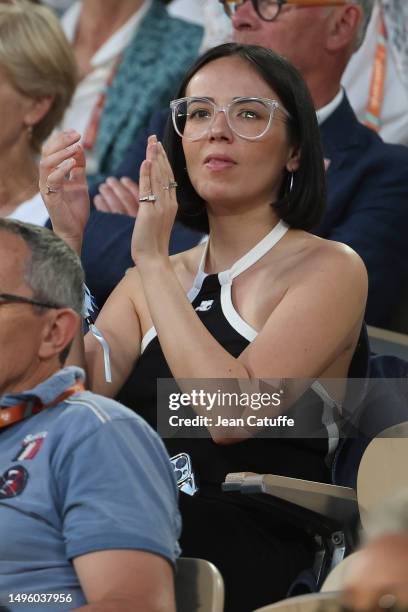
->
<box><xmin>355</xmin><ymin>0</ymin><xmax>376</xmax><ymax>50</ymax></box>
<box><xmin>364</xmin><ymin>490</ymin><xmax>408</xmax><ymax>541</ymax></box>
<box><xmin>0</xmin><ymin>218</ymin><xmax>84</xmax><ymax>316</ymax></box>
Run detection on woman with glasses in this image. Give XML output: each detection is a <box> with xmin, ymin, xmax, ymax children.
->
<box><xmin>40</xmin><ymin>43</ymin><xmax>368</xmax><ymax>611</ymax></box>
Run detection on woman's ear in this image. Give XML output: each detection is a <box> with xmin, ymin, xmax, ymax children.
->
<box><xmin>24</xmin><ymin>95</ymin><xmax>55</xmax><ymax>129</ymax></box>
<box><xmin>286</xmin><ymin>146</ymin><xmax>300</xmax><ymax>173</ymax></box>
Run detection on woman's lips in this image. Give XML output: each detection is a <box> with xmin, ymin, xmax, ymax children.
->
<box><xmin>204</xmin><ymin>156</ymin><xmax>236</xmax><ymax>171</ymax></box>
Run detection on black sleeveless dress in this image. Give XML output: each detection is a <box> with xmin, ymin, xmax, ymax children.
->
<box><xmin>117</xmin><ymin>221</ymin><xmax>368</xmax><ymax>612</ymax></box>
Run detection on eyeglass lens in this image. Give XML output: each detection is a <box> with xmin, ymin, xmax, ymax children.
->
<box><xmin>173</xmin><ymin>98</ymin><xmax>274</xmax><ymax>141</ymax></box>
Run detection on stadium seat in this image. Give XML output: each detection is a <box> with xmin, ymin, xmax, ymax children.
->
<box><xmin>222</xmin><ymin>421</ymin><xmax>408</xmax><ymax>593</ymax></box>
<box><xmin>175</xmin><ymin>557</ymin><xmax>224</xmax><ymax>612</ymax></box>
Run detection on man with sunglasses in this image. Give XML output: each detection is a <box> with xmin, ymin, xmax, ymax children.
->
<box><xmin>97</xmin><ymin>0</ymin><xmax>408</xmax><ymax>332</ymax></box>
<box><xmin>0</xmin><ymin>218</ymin><xmax>180</xmax><ymax>611</ymax></box>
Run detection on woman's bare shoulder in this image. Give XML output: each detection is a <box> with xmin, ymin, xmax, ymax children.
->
<box><xmin>270</xmin><ymin>231</ymin><xmax>368</xmax><ymax>320</ymax></box>
<box><xmin>290</xmin><ymin>231</ymin><xmax>367</xmax><ymax>286</ymax></box>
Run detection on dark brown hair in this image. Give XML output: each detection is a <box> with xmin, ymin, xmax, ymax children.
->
<box><xmin>164</xmin><ymin>43</ymin><xmax>326</xmax><ymax>233</ymax></box>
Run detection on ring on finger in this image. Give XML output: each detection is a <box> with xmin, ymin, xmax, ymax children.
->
<box><xmin>45</xmin><ymin>182</ymin><xmax>60</xmax><ymax>195</ymax></box>
<box><xmin>139</xmin><ymin>194</ymin><xmax>157</xmax><ymax>203</ymax></box>
<box><xmin>163</xmin><ymin>181</ymin><xmax>178</xmax><ymax>191</ymax></box>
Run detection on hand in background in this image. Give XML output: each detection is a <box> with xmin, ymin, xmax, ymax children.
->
<box><xmin>39</xmin><ymin>130</ymin><xmax>89</xmax><ymax>254</ymax></box>
<box><xmin>94</xmin><ymin>177</ymin><xmax>140</xmax><ymax>217</ymax></box>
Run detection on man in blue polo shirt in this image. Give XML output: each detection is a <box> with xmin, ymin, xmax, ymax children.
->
<box><xmin>0</xmin><ymin>219</ymin><xmax>180</xmax><ymax>612</ymax></box>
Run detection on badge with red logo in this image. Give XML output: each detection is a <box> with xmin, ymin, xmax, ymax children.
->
<box><xmin>13</xmin><ymin>431</ymin><xmax>47</xmax><ymax>461</ymax></box>
<box><xmin>0</xmin><ymin>466</ymin><xmax>28</xmax><ymax>499</ymax></box>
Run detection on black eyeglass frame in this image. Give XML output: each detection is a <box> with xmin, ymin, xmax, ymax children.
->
<box><xmin>0</xmin><ymin>293</ymin><xmax>60</xmax><ymax>309</ymax></box>
<box><xmin>220</xmin><ymin>0</ymin><xmax>351</xmax><ymax>23</ymax></box>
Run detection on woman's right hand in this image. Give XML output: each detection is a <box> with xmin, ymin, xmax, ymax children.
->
<box><xmin>39</xmin><ymin>130</ymin><xmax>89</xmax><ymax>254</ymax></box>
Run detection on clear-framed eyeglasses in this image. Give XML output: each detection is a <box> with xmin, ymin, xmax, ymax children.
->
<box><xmin>170</xmin><ymin>96</ymin><xmax>290</xmax><ymax>142</ymax></box>
<box><xmin>219</xmin><ymin>0</ymin><xmax>352</xmax><ymax>22</ymax></box>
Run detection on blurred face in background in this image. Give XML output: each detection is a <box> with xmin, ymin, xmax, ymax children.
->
<box><xmin>231</xmin><ymin>1</ymin><xmax>336</xmax><ymax>77</ymax></box>
<box><xmin>0</xmin><ymin>65</ymin><xmax>35</xmax><ymax>151</ymax></box>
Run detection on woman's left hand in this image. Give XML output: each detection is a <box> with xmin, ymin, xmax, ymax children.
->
<box><xmin>131</xmin><ymin>135</ymin><xmax>178</xmax><ymax>267</ymax></box>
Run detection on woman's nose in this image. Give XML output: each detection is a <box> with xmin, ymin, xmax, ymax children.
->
<box><xmin>209</xmin><ymin>109</ymin><xmax>233</xmax><ymax>140</ymax></box>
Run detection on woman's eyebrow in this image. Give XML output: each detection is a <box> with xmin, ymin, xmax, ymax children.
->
<box><xmin>188</xmin><ymin>96</ymin><xmax>216</xmax><ymax>102</ymax></box>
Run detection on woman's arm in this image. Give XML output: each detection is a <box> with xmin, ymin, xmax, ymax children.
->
<box><xmin>39</xmin><ymin>131</ymin><xmax>142</xmax><ymax>397</ymax></box>
<box><xmin>83</xmin><ymin>271</ymin><xmax>143</xmax><ymax>397</ymax></box>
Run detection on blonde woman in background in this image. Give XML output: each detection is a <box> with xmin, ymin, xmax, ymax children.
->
<box><xmin>0</xmin><ymin>0</ymin><xmax>136</xmax><ymax>308</ymax></box>
<box><xmin>0</xmin><ymin>0</ymin><xmax>76</xmax><ymax>224</ymax></box>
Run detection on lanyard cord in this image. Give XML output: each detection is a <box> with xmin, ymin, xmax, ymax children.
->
<box><xmin>364</xmin><ymin>10</ymin><xmax>388</xmax><ymax>132</ymax></box>
<box><xmin>0</xmin><ymin>382</ymin><xmax>85</xmax><ymax>430</ymax></box>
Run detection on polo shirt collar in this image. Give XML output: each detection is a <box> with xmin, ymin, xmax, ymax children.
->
<box><xmin>0</xmin><ymin>367</ymin><xmax>85</xmax><ymax>408</ymax></box>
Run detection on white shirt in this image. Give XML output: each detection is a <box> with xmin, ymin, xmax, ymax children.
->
<box><xmin>316</xmin><ymin>89</ymin><xmax>344</xmax><ymax>126</ymax></box>
<box><xmin>342</xmin><ymin>2</ymin><xmax>408</xmax><ymax>146</ymax></box>
<box><xmin>8</xmin><ymin>192</ymin><xmax>49</xmax><ymax>227</ymax></box>
<box><xmin>41</xmin><ymin>0</ymin><xmax>75</xmax><ymax>16</ymax></box>
<box><xmin>60</xmin><ymin>1</ymin><xmax>152</xmax><ymax>174</ymax></box>
<box><xmin>168</xmin><ymin>0</ymin><xmax>232</xmax><ymax>52</ymax></box>
<box><xmin>167</xmin><ymin>0</ymin><xmax>203</xmax><ymax>24</ymax></box>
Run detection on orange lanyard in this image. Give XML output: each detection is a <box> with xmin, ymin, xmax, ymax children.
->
<box><xmin>0</xmin><ymin>382</ymin><xmax>85</xmax><ymax>429</ymax></box>
<box><xmin>364</xmin><ymin>12</ymin><xmax>387</xmax><ymax>132</ymax></box>
<box><xmin>82</xmin><ymin>56</ymin><xmax>122</xmax><ymax>151</ymax></box>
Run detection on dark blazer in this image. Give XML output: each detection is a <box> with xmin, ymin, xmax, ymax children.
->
<box><xmin>46</xmin><ymin>210</ymin><xmax>134</xmax><ymax>309</ymax></box>
<box><xmin>47</xmin><ymin>205</ymin><xmax>202</xmax><ymax>309</ymax></box>
<box><xmin>317</xmin><ymin>94</ymin><xmax>408</xmax><ymax>329</ymax></box>
<box><xmin>90</xmin><ymin>96</ymin><xmax>408</xmax><ymax>328</ymax></box>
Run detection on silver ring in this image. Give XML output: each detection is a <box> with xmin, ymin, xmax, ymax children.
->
<box><xmin>139</xmin><ymin>194</ymin><xmax>157</xmax><ymax>203</ymax></box>
<box><xmin>163</xmin><ymin>181</ymin><xmax>178</xmax><ymax>191</ymax></box>
<box><xmin>45</xmin><ymin>182</ymin><xmax>60</xmax><ymax>195</ymax></box>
